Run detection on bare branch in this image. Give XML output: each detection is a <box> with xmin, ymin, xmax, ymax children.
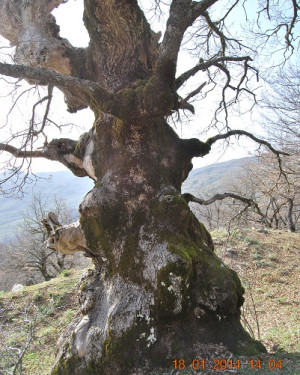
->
<box><xmin>203</xmin><ymin>11</ymin><xmax>227</xmax><ymax>55</ymax></box>
<box><xmin>178</xmin><ymin>81</ymin><xmax>206</xmax><ymax>109</ymax></box>
<box><xmin>182</xmin><ymin>129</ymin><xmax>289</xmax><ymax>171</ymax></box>
<box><xmin>0</xmin><ymin>62</ymin><xmax>94</xmax><ymax>93</ymax></box>
<box><xmin>218</xmin><ymin>0</ymin><xmax>240</xmax><ymax>23</ymax></box>
<box><xmin>0</xmin><ymin>143</ymin><xmax>45</xmax><ymax>158</ymax></box>
<box><xmin>206</xmin><ymin>129</ymin><xmax>289</xmax><ymax>156</ymax></box>
<box><xmin>156</xmin><ymin>0</ymin><xmax>218</xmax><ymax>85</ymax></box>
<box><xmin>36</xmin><ymin>84</ymin><xmax>53</xmax><ymax>137</ymax></box>
<box><xmin>175</xmin><ymin>56</ymin><xmax>252</xmax><ymax>89</ymax></box>
<box><xmin>28</xmin><ymin>84</ymin><xmax>53</xmax><ymax>142</ymax></box>
<box><xmin>0</xmin><ymin>138</ymin><xmax>88</xmax><ymax>178</ymax></box>
<box><xmin>286</xmin><ymin>0</ymin><xmax>299</xmax><ymax>50</ymax></box>
<box><xmin>255</xmin><ymin>0</ymin><xmax>299</xmax><ymax>59</ymax></box>
<box><xmin>183</xmin><ymin>192</ymin><xmax>268</xmax><ymax>223</ymax></box>
<box><xmin>183</xmin><ymin>192</ymin><xmax>258</xmax><ymax>207</ymax></box>
<box><xmin>0</xmin><ymin>62</ymin><xmax>123</xmax><ymax>117</ymax></box>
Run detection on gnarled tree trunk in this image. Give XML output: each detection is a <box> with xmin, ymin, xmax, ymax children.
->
<box><xmin>50</xmin><ymin>118</ymin><xmax>264</xmax><ymax>374</ymax></box>
<box><xmin>0</xmin><ymin>0</ymin><xmax>271</xmax><ymax>373</ymax></box>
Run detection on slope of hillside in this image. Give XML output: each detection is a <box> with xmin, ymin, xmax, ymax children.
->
<box><xmin>0</xmin><ymin>229</ymin><xmax>299</xmax><ymax>374</ymax></box>
<box><xmin>0</xmin><ymin>269</ymin><xmax>81</xmax><ymax>375</ymax></box>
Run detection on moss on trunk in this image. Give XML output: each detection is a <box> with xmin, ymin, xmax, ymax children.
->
<box><xmin>51</xmin><ymin>113</ymin><xmax>265</xmax><ymax>375</ymax></box>
<box><xmin>52</xmin><ymin>145</ymin><xmax>266</xmax><ymax>374</ymax></box>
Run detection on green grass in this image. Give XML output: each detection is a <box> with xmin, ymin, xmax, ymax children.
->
<box><xmin>212</xmin><ymin>229</ymin><xmax>300</xmax><ymax>354</ymax></box>
<box><xmin>0</xmin><ymin>268</ymin><xmax>84</xmax><ymax>375</ymax></box>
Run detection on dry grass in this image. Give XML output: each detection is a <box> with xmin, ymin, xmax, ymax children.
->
<box><xmin>212</xmin><ymin>228</ymin><xmax>299</xmax><ymax>354</ymax></box>
<box><xmin>150</xmin><ymin>229</ymin><xmax>300</xmax><ymax>375</ymax></box>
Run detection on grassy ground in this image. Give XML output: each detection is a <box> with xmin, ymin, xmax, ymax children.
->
<box><xmin>210</xmin><ymin>228</ymin><xmax>300</xmax><ymax>375</ymax></box>
<box><xmin>145</xmin><ymin>228</ymin><xmax>300</xmax><ymax>375</ymax></box>
<box><xmin>0</xmin><ymin>229</ymin><xmax>299</xmax><ymax>374</ymax></box>
<box><xmin>0</xmin><ymin>269</ymin><xmax>80</xmax><ymax>375</ymax></box>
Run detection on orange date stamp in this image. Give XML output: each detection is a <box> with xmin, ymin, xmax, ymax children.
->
<box><xmin>173</xmin><ymin>358</ymin><xmax>283</xmax><ymax>371</ymax></box>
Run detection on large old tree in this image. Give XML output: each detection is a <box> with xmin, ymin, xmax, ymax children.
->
<box><xmin>0</xmin><ymin>0</ymin><xmax>298</xmax><ymax>374</ymax></box>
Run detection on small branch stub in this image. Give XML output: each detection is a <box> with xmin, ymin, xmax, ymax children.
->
<box><xmin>41</xmin><ymin>212</ymin><xmax>92</xmax><ymax>256</ymax></box>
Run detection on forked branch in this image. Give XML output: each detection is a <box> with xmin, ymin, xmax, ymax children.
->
<box><xmin>156</xmin><ymin>0</ymin><xmax>218</xmax><ymax>85</ymax></box>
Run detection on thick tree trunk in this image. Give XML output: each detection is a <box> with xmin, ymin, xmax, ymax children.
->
<box><xmin>51</xmin><ymin>115</ymin><xmax>265</xmax><ymax>375</ymax></box>
<box><xmin>0</xmin><ymin>1</ymin><xmax>267</xmax><ymax>373</ymax></box>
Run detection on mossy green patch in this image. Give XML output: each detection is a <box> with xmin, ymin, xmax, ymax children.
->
<box><xmin>52</xmin><ymin>352</ymin><xmax>81</xmax><ymax>375</ymax></box>
<box><xmin>83</xmin><ymin>320</ymin><xmax>151</xmax><ymax>375</ymax></box>
<box><xmin>235</xmin><ymin>334</ymin><xmax>267</xmax><ymax>356</ymax></box>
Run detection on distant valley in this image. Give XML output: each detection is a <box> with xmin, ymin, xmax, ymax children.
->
<box><xmin>0</xmin><ymin>171</ymin><xmax>93</xmax><ymax>243</ymax></box>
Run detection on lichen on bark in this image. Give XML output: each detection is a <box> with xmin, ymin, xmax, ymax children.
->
<box><xmin>0</xmin><ymin>1</ymin><xmax>268</xmax><ymax>373</ymax></box>
<box><xmin>50</xmin><ymin>116</ymin><xmax>265</xmax><ymax>374</ymax></box>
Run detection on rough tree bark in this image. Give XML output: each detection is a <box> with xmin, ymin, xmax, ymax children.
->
<box><xmin>287</xmin><ymin>198</ymin><xmax>296</xmax><ymax>232</ymax></box>
<box><xmin>2</xmin><ymin>0</ymin><xmax>296</xmax><ymax>373</ymax></box>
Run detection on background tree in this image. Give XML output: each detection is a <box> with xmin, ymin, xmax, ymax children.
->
<box><xmin>0</xmin><ymin>195</ymin><xmax>90</xmax><ymax>291</ymax></box>
<box><xmin>259</xmin><ymin>63</ymin><xmax>300</xmax><ymax>231</ymax></box>
<box><xmin>190</xmin><ymin>62</ymin><xmax>300</xmax><ymax>233</ymax></box>
<box><xmin>261</xmin><ymin>63</ymin><xmax>300</xmax><ymax>153</ymax></box>
<box><xmin>190</xmin><ymin>154</ymin><xmax>300</xmax><ymax>233</ymax></box>
<box><xmin>231</xmin><ymin>154</ymin><xmax>300</xmax><ymax>231</ymax></box>
<box><xmin>0</xmin><ymin>1</ymin><xmax>298</xmax><ymax>374</ymax></box>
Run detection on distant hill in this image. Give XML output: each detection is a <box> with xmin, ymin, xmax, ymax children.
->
<box><xmin>183</xmin><ymin>156</ymin><xmax>255</xmax><ymax>194</ymax></box>
<box><xmin>0</xmin><ymin>157</ymin><xmax>254</xmax><ymax>243</ymax></box>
